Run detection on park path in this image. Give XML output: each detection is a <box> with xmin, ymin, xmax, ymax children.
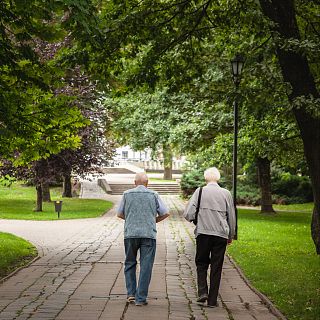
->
<box><xmin>0</xmin><ymin>180</ymin><xmax>285</xmax><ymax>320</ymax></box>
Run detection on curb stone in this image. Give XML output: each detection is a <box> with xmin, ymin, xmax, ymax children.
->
<box><xmin>0</xmin><ymin>254</ymin><xmax>40</xmax><ymax>285</ymax></box>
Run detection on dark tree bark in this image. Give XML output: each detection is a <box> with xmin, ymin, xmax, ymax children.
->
<box><xmin>259</xmin><ymin>0</ymin><xmax>320</xmax><ymax>253</ymax></box>
<box><xmin>42</xmin><ymin>182</ymin><xmax>51</xmax><ymax>202</ymax></box>
<box><xmin>35</xmin><ymin>184</ymin><xmax>43</xmax><ymax>212</ymax></box>
<box><xmin>62</xmin><ymin>172</ymin><xmax>72</xmax><ymax>198</ymax></box>
<box><xmin>163</xmin><ymin>145</ymin><xmax>173</xmax><ymax>180</ymax></box>
<box><xmin>257</xmin><ymin>157</ymin><xmax>275</xmax><ymax>214</ymax></box>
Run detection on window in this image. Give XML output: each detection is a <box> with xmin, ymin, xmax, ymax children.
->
<box><xmin>122</xmin><ymin>151</ymin><xmax>128</xmax><ymax>159</ymax></box>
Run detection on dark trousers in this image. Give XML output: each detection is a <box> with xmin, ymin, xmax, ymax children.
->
<box><xmin>195</xmin><ymin>234</ymin><xmax>227</xmax><ymax>305</ymax></box>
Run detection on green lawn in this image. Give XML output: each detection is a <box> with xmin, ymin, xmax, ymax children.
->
<box><xmin>0</xmin><ymin>232</ymin><xmax>37</xmax><ymax>278</ymax></box>
<box><xmin>227</xmin><ymin>208</ymin><xmax>320</xmax><ymax>320</ymax></box>
<box><xmin>273</xmin><ymin>202</ymin><xmax>314</xmax><ymax>212</ymax></box>
<box><xmin>0</xmin><ymin>183</ymin><xmax>113</xmax><ymax>220</ymax></box>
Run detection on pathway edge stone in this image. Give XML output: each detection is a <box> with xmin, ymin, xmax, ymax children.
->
<box><xmin>0</xmin><ymin>254</ymin><xmax>40</xmax><ymax>285</ymax></box>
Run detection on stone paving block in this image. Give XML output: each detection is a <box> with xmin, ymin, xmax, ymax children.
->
<box><xmin>99</xmin><ymin>300</ymin><xmax>125</xmax><ymax>320</ymax></box>
<box><xmin>125</xmin><ymin>299</ymin><xmax>169</xmax><ymax>320</ymax></box>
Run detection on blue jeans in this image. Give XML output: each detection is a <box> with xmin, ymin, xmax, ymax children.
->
<box><xmin>124</xmin><ymin>238</ymin><xmax>156</xmax><ymax>303</ymax></box>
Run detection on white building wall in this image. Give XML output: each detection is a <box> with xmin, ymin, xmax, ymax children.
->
<box><xmin>114</xmin><ymin>146</ymin><xmax>151</xmax><ymax>161</ymax></box>
<box><xmin>113</xmin><ymin>146</ymin><xmax>186</xmax><ymax>171</ymax></box>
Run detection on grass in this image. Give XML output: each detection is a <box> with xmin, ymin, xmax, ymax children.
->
<box><xmin>0</xmin><ymin>232</ymin><xmax>37</xmax><ymax>279</ymax></box>
<box><xmin>273</xmin><ymin>202</ymin><xmax>314</xmax><ymax>212</ymax></box>
<box><xmin>227</xmin><ymin>208</ymin><xmax>320</xmax><ymax>320</ymax></box>
<box><xmin>0</xmin><ymin>182</ymin><xmax>113</xmax><ymax>220</ymax></box>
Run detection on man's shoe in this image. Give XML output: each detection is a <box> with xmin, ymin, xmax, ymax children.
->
<box><xmin>127</xmin><ymin>296</ymin><xmax>135</xmax><ymax>303</ymax></box>
<box><xmin>207</xmin><ymin>302</ymin><xmax>219</xmax><ymax>308</ymax></box>
<box><xmin>196</xmin><ymin>294</ymin><xmax>208</xmax><ymax>303</ymax></box>
<box><xmin>135</xmin><ymin>301</ymin><xmax>148</xmax><ymax>306</ymax></box>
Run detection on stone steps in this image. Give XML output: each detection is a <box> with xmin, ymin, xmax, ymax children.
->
<box><xmin>108</xmin><ymin>183</ymin><xmax>181</xmax><ymax>195</ymax></box>
<box><xmin>101</xmin><ymin>167</ymin><xmax>135</xmax><ymax>174</ymax></box>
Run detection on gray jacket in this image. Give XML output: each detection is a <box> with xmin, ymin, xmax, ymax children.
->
<box><xmin>184</xmin><ymin>182</ymin><xmax>236</xmax><ymax>239</ymax></box>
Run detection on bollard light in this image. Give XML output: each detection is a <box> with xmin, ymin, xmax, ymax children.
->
<box><xmin>54</xmin><ymin>200</ymin><xmax>63</xmax><ymax>219</ymax></box>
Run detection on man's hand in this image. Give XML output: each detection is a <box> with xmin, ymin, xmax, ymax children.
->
<box><xmin>156</xmin><ymin>213</ymin><xmax>170</xmax><ymax>223</ymax></box>
<box><xmin>227</xmin><ymin>239</ymin><xmax>233</xmax><ymax>245</ymax></box>
<box><xmin>117</xmin><ymin>213</ymin><xmax>125</xmax><ymax>220</ymax></box>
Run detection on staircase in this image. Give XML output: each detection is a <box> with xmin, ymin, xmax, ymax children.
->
<box><xmin>108</xmin><ymin>183</ymin><xmax>181</xmax><ymax>195</ymax></box>
<box><xmin>101</xmin><ymin>167</ymin><xmax>135</xmax><ymax>174</ymax></box>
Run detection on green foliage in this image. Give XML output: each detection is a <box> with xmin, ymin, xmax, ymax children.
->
<box><xmin>0</xmin><ymin>0</ymin><xmax>95</xmax><ymax>165</ymax></box>
<box><xmin>0</xmin><ymin>232</ymin><xmax>37</xmax><ymax>278</ymax></box>
<box><xmin>236</xmin><ymin>184</ymin><xmax>261</xmax><ymax>206</ymax></box>
<box><xmin>228</xmin><ymin>208</ymin><xmax>319</xmax><ymax>320</ymax></box>
<box><xmin>272</xmin><ymin>172</ymin><xmax>313</xmax><ymax>204</ymax></box>
<box><xmin>6</xmin><ymin>93</ymin><xmax>87</xmax><ymax>166</ymax></box>
<box><xmin>180</xmin><ymin>169</ymin><xmax>206</xmax><ymax>198</ymax></box>
<box><xmin>105</xmin><ymin>87</ymin><xmax>230</xmax><ymax>162</ymax></box>
<box><xmin>236</xmin><ymin>171</ymin><xmax>313</xmax><ymax>205</ymax></box>
<box><xmin>0</xmin><ymin>175</ymin><xmax>16</xmax><ymax>187</ymax></box>
<box><xmin>0</xmin><ymin>182</ymin><xmax>113</xmax><ymax>220</ymax></box>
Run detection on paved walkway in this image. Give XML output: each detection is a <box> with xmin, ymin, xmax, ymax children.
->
<box><xmin>0</xmin><ymin>180</ymin><xmax>284</xmax><ymax>320</ymax></box>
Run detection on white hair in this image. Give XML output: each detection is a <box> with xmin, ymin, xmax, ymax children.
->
<box><xmin>204</xmin><ymin>167</ymin><xmax>221</xmax><ymax>182</ymax></box>
<box><xmin>134</xmin><ymin>172</ymin><xmax>148</xmax><ymax>185</ymax></box>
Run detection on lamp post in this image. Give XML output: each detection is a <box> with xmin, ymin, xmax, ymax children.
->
<box><xmin>230</xmin><ymin>54</ymin><xmax>245</xmax><ymax>240</ymax></box>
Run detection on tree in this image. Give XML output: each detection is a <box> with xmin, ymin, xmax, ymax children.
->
<box><xmin>0</xmin><ymin>0</ymin><xmax>100</xmax><ymax>164</ymax></box>
<box><xmin>258</xmin><ymin>0</ymin><xmax>320</xmax><ymax>252</ymax></box>
<box><xmin>50</xmin><ymin>0</ymin><xmax>320</xmax><ymax>251</ymax></box>
<box><xmin>106</xmin><ymin>90</ymin><xmax>178</xmax><ymax>179</ymax></box>
<box><xmin>0</xmin><ymin>0</ymin><xmax>114</xmax><ymax>210</ymax></box>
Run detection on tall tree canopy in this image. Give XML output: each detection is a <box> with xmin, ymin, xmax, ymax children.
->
<box><xmin>84</xmin><ymin>0</ymin><xmax>320</xmax><ymax>253</ymax></box>
<box><xmin>0</xmin><ymin>0</ymin><xmax>99</xmax><ymax>165</ymax></box>
<box><xmin>1</xmin><ymin>0</ymin><xmax>320</xmax><ymax>252</ymax></box>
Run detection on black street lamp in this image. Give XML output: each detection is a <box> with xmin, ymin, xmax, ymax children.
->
<box><xmin>230</xmin><ymin>54</ymin><xmax>245</xmax><ymax>240</ymax></box>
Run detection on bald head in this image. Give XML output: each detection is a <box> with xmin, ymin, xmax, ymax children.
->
<box><xmin>134</xmin><ymin>172</ymin><xmax>148</xmax><ymax>186</ymax></box>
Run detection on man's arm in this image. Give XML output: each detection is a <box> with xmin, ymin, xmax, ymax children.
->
<box><xmin>183</xmin><ymin>188</ymin><xmax>200</xmax><ymax>222</ymax></box>
<box><xmin>117</xmin><ymin>195</ymin><xmax>125</xmax><ymax>220</ymax></box>
<box><xmin>155</xmin><ymin>195</ymin><xmax>170</xmax><ymax>223</ymax></box>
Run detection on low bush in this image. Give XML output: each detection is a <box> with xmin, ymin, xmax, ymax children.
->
<box><xmin>180</xmin><ymin>168</ymin><xmax>313</xmax><ymax>205</ymax></box>
<box><xmin>180</xmin><ymin>169</ymin><xmax>206</xmax><ymax>197</ymax></box>
<box><xmin>236</xmin><ymin>184</ymin><xmax>261</xmax><ymax>206</ymax></box>
<box><xmin>272</xmin><ymin>173</ymin><xmax>313</xmax><ymax>204</ymax></box>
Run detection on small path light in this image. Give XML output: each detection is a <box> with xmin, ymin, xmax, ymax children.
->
<box><xmin>54</xmin><ymin>200</ymin><xmax>63</xmax><ymax>219</ymax></box>
<box><xmin>230</xmin><ymin>53</ymin><xmax>245</xmax><ymax>240</ymax></box>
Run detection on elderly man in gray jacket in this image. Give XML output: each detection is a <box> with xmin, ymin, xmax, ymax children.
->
<box><xmin>184</xmin><ymin>167</ymin><xmax>236</xmax><ymax>308</ymax></box>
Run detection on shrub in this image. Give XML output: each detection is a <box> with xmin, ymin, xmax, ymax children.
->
<box><xmin>236</xmin><ymin>184</ymin><xmax>261</xmax><ymax>206</ymax></box>
<box><xmin>180</xmin><ymin>168</ymin><xmax>312</xmax><ymax>205</ymax></box>
<box><xmin>180</xmin><ymin>169</ymin><xmax>206</xmax><ymax>198</ymax></box>
<box><xmin>272</xmin><ymin>173</ymin><xmax>313</xmax><ymax>203</ymax></box>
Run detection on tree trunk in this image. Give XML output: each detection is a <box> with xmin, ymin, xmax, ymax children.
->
<box><xmin>35</xmin><ymin>184</ymin><xmax>43</xmax><ymax>212</ymax></box>
<box><xmin>257</xmin><ymin>157</ymin><xmax>275</xmax><ymax>214</ymax></box>
<box><xmin>163</xmin><ymin>145</ymin><xmax>173</xmax><ymax>180</ymax></box>
<box><xmin>42</xmin><ymin>182</ymin><xmax>51</xmax><ymax>202</ymax></box>
<box><xmin>259</xmin><ymin>0</ymin><xmax>320</xmax><ymax>253</ymax></box>
<box><xmin>62</xmin><ymin>172</ymin><xmax>72</xmax><ymax>198</ymax></box>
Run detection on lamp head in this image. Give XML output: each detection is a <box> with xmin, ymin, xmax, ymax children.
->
<box><xmin>231</xmin><ymin>54</ymin><xmax>245</xmax><ymax>86</ymax></box>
